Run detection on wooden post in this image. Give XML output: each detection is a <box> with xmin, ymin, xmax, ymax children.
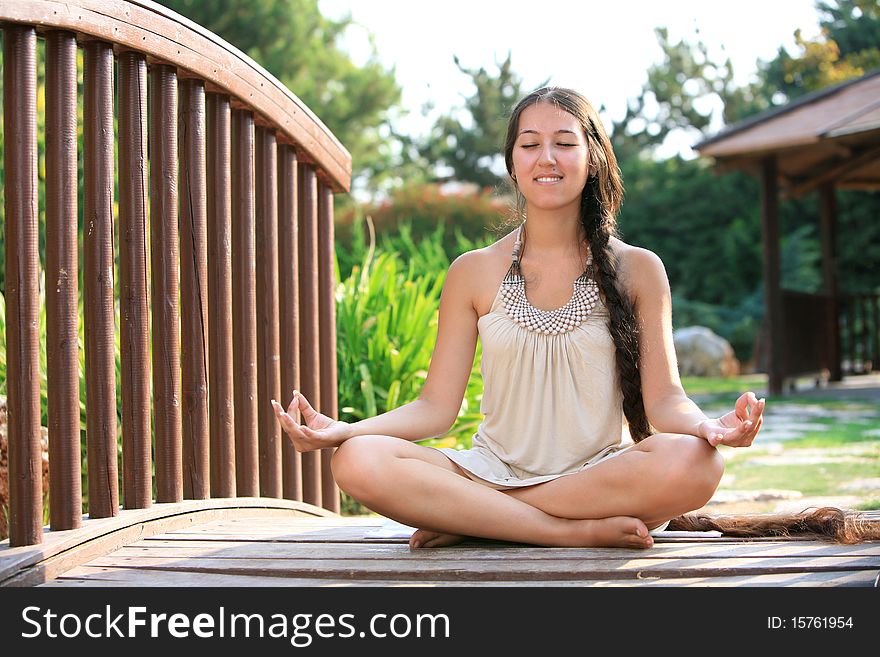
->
<box><xmin>150</xmin><ymin>64</ymin><xmax>183</xmax><ymax>503</ymax></box>
<box><xmin>760</xmin><ymin>156</ymin><xmax>784</xmax><ymax>395</ymax></box>
<box><xmin>4</xmin><ymin>25</ymin><xmax>43</xmax><ymax>545</ymax></box>
<box><xmin>179</xmin><ymin>78</ymin><xmax>210</xmax><ymax>499</ymax></box>
<box><xmin>206</xmin><ymin>93</ymin><xmax>236</xmax><ymax>497</ymax></box>
<box><xmin>255</xmin><ymin>127</ymin><xmax>282</xmax><ymax>498</ymax></box>
<box><xmin>819</xmin><ymin>182</ymin><xmax>842</xmax><ymax>382</ymax></box>
<box><xmin>118</xmin><ymin>50</ymin><xmax>152</xmax><ymax>509</ymax></box>
<box><xmin>82</xmin><ymin>40</ymin><xmax>119</xmax><ymax>519</ymax></box>
<box><xmin>278</xmin><ymin>146</ymin><xmax>303</xmax><ymax>501</ymax></box>
<box><xmin>318</xmin><ymin>183</ymin><xmax>340</xmax><ymax>514</ymax></box>
<box><xmin>232</xmin><ymin>109</ymin><xmax>260</xmax><ymax>496</ymax></box>
<box><xmin>298</xmin><ymin>164</ymin><xmax>322</xmax><ymax>507</ymax></box>
<box><xmin>45</xmin><ymin>30</ymin><xmax>83</xmax><ymax>529</ymax></box>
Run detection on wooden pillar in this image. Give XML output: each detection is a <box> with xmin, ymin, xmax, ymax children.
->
<box><xmin>819</xmin><ymin>182</ymin><xmax>842</xmax><ymax>382</ymax></box>
<box><xmin>206</xmin><ymin>93</ymin><xmax>236</xmax><ymax>497</ymax></box>
<box><xmin>117</xmin><ymin>50</ymin><xmax>152</xmax><ymax>510</ymax></box>
<box><xmin>82</xmin><ymin>40</ymin><xmax>119</xmax><ymax>519</ymax></box>
<box><xmin>760</xmin><ymin>156</ymin><xmax>784</xmax><ymax>396</ymax></box>
<box><xmin>318</xmin><ymin>184</ymin><xmax>340</xmax><ymax>514</ymax></box>
<box><xmin>4</xmin><ymin>25</ymin><xmax>43</xmax><ymax>545</ymax></box>
<box><xmin>232</xmin><ymin>109</ymin><xmax>259</xmax><ymax>496</ymax></box>
<box><xmin>179</xmin><ymin>78</ymin><xmax>210</xmax><ymax>499</ymax></box>
<box><xmin>298</xmin><ymin>164</ymin><xmax>322</xmax><ymax>507</ymax></box>
<box><xmin>150</xmin><ymin>64</ymin><xmax>183</xmax><ymax>503</ymax></box>
<box><xmin>278</xmin><ymin>146</ymin><xmax>302</xmax><ymax>501</ymax></box>
<box><xmin>45</xmin><ymin>30</ymin><xmax>83</xmax><ymax>530</ymax></box>
<box><xmin>255</xmin><ymin>127</ymin><xmax>282</xmax><ymax>498</ymax></box>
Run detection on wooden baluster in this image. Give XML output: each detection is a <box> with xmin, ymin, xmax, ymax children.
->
<box><xmin>232</xmin><ymin>108</ymin><xmax>259</xmax><ymax>496</ymax></box>
<box><xmin>4</xmin><ymin>25</ymin><xmax>43</xmax><ymax>545</ymax></box>
<box><xmin>117</xmin><ymin>50</ymin><xmax>152</xmax><ymax>510</ymax></box>
<box><xmin>298</xmin><ymin>164</ymin><xmax>321</xmax><ymax>507</ymax></box>
<box><xmin>82</xmin><ymin>40</ymin><xmax>119</xmax><ymax>520</ymax></box>
<box><xmin>179</xmin><ymin>78</ymin><xmax>210</xmax><ymax>500</ymax></box>
<box><xmin>150</xmin><ymin>64</ymin><xmax>182</xmax><ymax>503</ymax></box>
<box><xmin>83</xmin><ymin>41</ymin><xmax>119</xmax><ymax>518</ymax></box>
<box><xmin>318</xmin><ymin>183</ymin><xmax>341</xmax><ymax>514</ymax></box>
<box><xmin>45</xmin><ymin>30</ymin><xmax>83</xmax><ymax>530</ymax></box>
<box><xmin>278</xmin><ymin>145</ymin><xmax>302</xmax><ymax>501</ymax></box>
<box><xmin>206</xmin><ymin>93</ymin><xmax>236</xmax><ymax>497</ymax></box>
<box><xmin>256</xmin><ymin>127</ymin><xmax>282</xmax><ymax>498</ymax></box>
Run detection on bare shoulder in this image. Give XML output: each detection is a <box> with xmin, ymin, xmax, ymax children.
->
<box><xmin>446</xmin><ymin>231</ymin><xmax>516</xmax><ymax>317</ymax></box>
<box><xmin>611</xmin><ymin>238</ymin><xmax>670</xmax><ymax>302</ymax></box>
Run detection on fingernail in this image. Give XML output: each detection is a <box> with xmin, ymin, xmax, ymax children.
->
<box><xmin>744</xmin><ymin>421</ymin><xmax>753</xmax><ymax>428</ymax></box>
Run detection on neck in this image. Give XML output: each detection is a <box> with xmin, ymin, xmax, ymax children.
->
<box><xmin>521</xmin><ymin>206</ymin><xmax>588</xmax><ymax>260</ymax></box>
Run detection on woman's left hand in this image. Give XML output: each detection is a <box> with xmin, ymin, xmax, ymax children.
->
<box><xmin>698</xmin><ymin>391</ymin><xmax>765</xmax><ymax>448</ymax></box>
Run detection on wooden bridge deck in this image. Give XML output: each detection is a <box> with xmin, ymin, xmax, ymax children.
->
<box><xmin>3</xmin><ymin>504</ymin><xmax>876</xmax><ymax>588</ymax></box>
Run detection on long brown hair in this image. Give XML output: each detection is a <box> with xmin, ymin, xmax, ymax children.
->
<box><xmin>502</xmin><ymin>86</ymin><xmax>652</xmax><ymax>442</ymax></box>
<box><xmin>499</xmin><ymin>87</ymin><xmax>880</xmax><ymax>543</ymax></box>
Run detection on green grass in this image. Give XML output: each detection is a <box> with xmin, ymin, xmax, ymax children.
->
<box><xmin>720</xmin><ymin>458</ymin><xmax>880</xmax><ymax>496</ymax></box>
<box><xmin>784</xmin><ymin>421</ymin><xmax>880</xmax><ymax>448</ymax></box>
<box><xmin>854</xmin><ymin>499</ymin><xmax>880</xmax><ymax>511</ymax></box>
<box><xmin>681</xmin><ymin>374</ymin><xmax>767</xmax><ymax>396</ymax></box>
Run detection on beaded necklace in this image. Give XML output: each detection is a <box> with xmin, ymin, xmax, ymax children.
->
<box><xmin>500</xmin><ymin>222</ymin><xmax>600</xmax><ymax>335</ymax></box>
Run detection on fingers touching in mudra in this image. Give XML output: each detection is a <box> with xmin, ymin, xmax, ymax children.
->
<box><xmin>271</xmin><ymin>391</ymin><xmax>351</xmax><ymax>452</ymax></box>
<box><xmin>698</xmin><ymin>391</ymin><xmax>766</xmax><ymax>448</ymax></box>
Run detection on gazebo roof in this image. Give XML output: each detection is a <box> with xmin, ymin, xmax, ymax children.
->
<box><xmin>695</xmin><ymin>69</ymin><xmax>880</xmax><ymax>197</ymax></box>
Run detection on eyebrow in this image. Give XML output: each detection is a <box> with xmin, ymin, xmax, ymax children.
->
<box><xmin>517</xmin><ymin>128</ymin><xmax>579</xmax><ymax>136</ymax></box>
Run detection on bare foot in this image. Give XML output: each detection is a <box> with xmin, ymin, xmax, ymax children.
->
<box><xmin>409</xmin><ymin>528</ymin><xmax>467</xmax><ymax>549</ymax></box>
<box><xmin>409</xmin><ymin>517</ymin><xmax>653</xmax><ymax>549</ymax></box>
<box><xmin>567</xmin><ymin>516</ymin><xmax>653</xmax><ymax>549</ymax></box>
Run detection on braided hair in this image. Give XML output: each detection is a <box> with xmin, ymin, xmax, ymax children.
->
<box><xmin>502</xmin><ymin>86</ymin><xmax>652</xmax><ymax>442</ymax></box>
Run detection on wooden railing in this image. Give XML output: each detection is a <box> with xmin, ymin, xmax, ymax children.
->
<box><xmin>1</xmin><ymin>0</ymin><xmax>350</xmax><ymax>547</ymax></box>
<box><xmin>840</xmin><ymin>292</ymin><xmax>879</xmax><ymax>376</ymax></box>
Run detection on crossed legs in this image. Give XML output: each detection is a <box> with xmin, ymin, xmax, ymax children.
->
<box><xmin>330</xmin><ymin>433</ymin><xmax>724</xmax><ymax>549</ymax></box>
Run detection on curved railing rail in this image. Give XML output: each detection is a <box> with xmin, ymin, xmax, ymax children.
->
<box><xmin>2</xmin><ymin>0</ymin><xmax>349</xmax><ymax>547</ymax></box>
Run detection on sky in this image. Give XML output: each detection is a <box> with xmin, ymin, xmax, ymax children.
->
<box><xmin>319</xmin><ymin>0</ymin><xmax>823</xmax><ymax>157</ymax></box>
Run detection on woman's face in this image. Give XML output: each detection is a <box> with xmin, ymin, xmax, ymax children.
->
<box><xmin>510</xmin><ymin>101</ymin><xmax>590</xmax><ymax>215</ymax></box>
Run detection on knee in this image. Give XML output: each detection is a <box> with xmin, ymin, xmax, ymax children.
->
<box><xmin>331</xmin><ymin>435</ymin><xmax>391</xmax><ymax>500</ymax></box>
<box><xmin>653</xmin><ymin>433</ymin><xmax>725</xmax><ymax>507</ymax></box>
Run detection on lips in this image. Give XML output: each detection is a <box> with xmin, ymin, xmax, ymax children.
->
<box><xmin>534</xmin><ymin>175</ymin><xmax>563</xmax><ymax>184</ymax></box>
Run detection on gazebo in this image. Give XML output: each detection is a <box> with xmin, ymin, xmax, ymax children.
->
<box><xmin>695</xmin><ymin>70</ymin><xmax>880</xmax><ymax>395</ymax></box>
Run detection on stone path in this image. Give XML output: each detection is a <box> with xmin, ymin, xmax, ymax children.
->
<box><xmin>692</xmin><ymin>380</ymin><xmax>880</xmax><ymax>515</ymax></box>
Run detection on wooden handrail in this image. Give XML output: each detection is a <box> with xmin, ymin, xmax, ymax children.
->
<box><xmin>1</xmin><ymin>0</ymin><xmax>351</xmax><ymax>191</ymax></box>
<box><xmin>1</xmin><ymin>0</ymin><xmax>345</xmax><ymax>548</ymax></box>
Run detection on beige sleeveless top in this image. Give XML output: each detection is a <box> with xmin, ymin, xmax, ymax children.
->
<box><xmin>435</xmin><ymin>224</ymin><xmax>632</xmax><ymax>490</ymax></box>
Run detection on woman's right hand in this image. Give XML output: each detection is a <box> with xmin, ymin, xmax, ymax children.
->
<box><xmin>271</xmin><ymin>391</ymin><xmax>352</xmax><ymax>452</ymax></box>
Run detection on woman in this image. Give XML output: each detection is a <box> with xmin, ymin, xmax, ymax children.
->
<box><xmin>272</xmin><ymin>87</ymin><xmax>874</xmax><ymax>548</ymax></box>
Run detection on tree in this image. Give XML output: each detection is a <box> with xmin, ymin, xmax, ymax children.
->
<box><xmin>415</xmin><ymin>53</ymin><xmax>533</xmax><ymax>189</ymax></box>
<box><xmin>158</xmin><ymin>0</ymin><xmax>402</xmax><ymax>189</ymax></box>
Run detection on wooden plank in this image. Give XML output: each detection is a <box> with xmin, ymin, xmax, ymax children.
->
<box><xmin>80</xmin><ymin>553</ymin><xmax>880</xmax><ymax>581</ymax></box>
<box><xmin>0</xmin><ymin>499</ymin><xmax>334</xmax><ymax>584</ymax></box>
<box><xmin>129</xmin><ymin>538</ymin><xmax>880</xmax><ymax>560</ymax></box>
<box><xmin>43</xmin><ymin>565</ymin><xmax>879</xmax><ymax>588</ymax></box>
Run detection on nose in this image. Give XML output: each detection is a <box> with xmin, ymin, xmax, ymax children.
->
<box><xmin>538</xmin><ymin>144</ymin><xmax>557</xmax><ymax>166</ymax></box>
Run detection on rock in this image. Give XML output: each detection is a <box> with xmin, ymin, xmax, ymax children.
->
<box><xmin>0</xmin><ymin>396</ymin><xmax>50</xmax><ymax>541</ymax></box>
<box><xmin>673</xmin><ymin>326</ymin><xmax>740</xmax><ymax>377</ymax></box>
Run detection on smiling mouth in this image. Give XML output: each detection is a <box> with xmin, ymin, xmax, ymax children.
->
<box><xmin>535</xmin><ymin>176</ymin><xmax>562</xmax><ymax>184</ymax></box>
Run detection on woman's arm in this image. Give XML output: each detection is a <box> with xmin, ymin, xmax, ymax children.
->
<box><xmin>274</xmin><ymin>252</ymin><xmax>481</xmax><ymax>450</ymax></box>
<box><xmin>621</xmin><ymin>247</ymin><xmax>707</xmax><ymax>435</ymax></box>
<box><xmin>623</xmin><ymin>247</ymin><xmax>764</xmax><ymax>445</ymax></box>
